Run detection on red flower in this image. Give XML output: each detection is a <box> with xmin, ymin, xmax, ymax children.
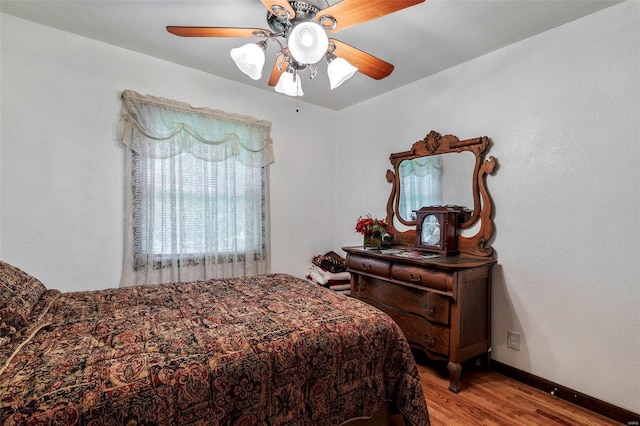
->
<box><xmin>355</xmin><ymin>215</ymin><xmax>387</xmax><ymax>235</ymax></box>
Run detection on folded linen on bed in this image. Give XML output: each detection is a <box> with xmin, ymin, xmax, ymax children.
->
<box><xmin>308</xmin><ymin>264</ymin><xmax>351</xmax><ymax>284</ymax></box>
<box><xmin>325</xmin><ymin>283</ymin><xmax>350</xmax><ymax>291</ymax></box>
<box><xmin>311</xmin><ymin>251</ymin><xmax>347</xmax><ymax>273</ymax></box>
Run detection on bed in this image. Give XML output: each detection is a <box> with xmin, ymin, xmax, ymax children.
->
<box><xmin>0</xmin><ymin>261</ymin><xmax>430</xmax><ymax>425</ymax></box>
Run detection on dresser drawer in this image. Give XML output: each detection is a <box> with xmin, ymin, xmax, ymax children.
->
<box><xmin>357</xmin><ymin>277</ymin><xmax>449</xmax><ymax>325</ymax></box>
<box><xmin>347</xmin><ymin>254</ymin><xmax>391</xmax><ymax>277</ymax></box>
<box><xmin>363</xmin><ymin>297</ymin><xmax>449</xmax><ymax>355</ymax></box>
<box><xmin>400</xmin><ymin>315</ymin><xmax>449</xmax><ymax>356</ymax></box>
<box><xmin>390</xmin><ymin>264</ymin><xmax>453</xmax><ymax>292</ymax></box>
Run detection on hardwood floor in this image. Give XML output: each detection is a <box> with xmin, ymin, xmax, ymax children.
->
<box><xmin>416</xmin><ymin>358</ymin><xmax>621</xmax><ymax>426</ymax></box>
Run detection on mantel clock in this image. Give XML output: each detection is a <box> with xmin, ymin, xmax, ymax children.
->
<box><xmin>415</xmin><ymin>206</ymin><xmax>468</xmax><ymax>255</ymax></box>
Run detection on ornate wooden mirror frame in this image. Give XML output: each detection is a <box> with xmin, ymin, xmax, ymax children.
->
<box><xmin>385</xmin><ymin>130</ymin><xmax>497</xmax><ymax>257</ymax></box>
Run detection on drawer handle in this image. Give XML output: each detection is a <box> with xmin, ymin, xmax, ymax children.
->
<box><xmin>409</xmin><ymin>273</ymin><xmax>422</xmax><ymax>283</ymax></box>
<box><xmin>424</xmin><ymin>305</ymin><xmax>435</xmax><ymax>314</ymax></box>
<box><xmin>425</xmin><ymin>335</ymin><xmax>435</xmax><ymax>344</ymax></box>
<box><xmin>361</xmin><ymin>263</ymin><xmax>370</xmax><ymax>271</ymax></box>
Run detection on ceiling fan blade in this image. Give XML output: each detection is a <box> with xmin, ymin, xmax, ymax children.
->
<box><xmin>317</xmin><ymin>0</ymin><xmax>425</xmax><ymax>33</ymax></box>
<box><xmin>330</xmin><ymin>39</ymin><xmax>394</xmax><ymax>80</ymax></box>
<box><xmin>166</xmin><ymin>27</ymin><xmax>271</xmax><ymax>38</ymax></box>
<box><xmin>260</xmin><ymin>0</ymin><xmax>296</xmax><ymax>20</ymax></box>
<box><xmin>268</xmin><ymin>52</ymin><xmax>289</xmax><ymax>87</ymax></box>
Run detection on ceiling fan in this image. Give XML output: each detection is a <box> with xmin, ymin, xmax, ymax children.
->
<box><xmin>167</xmin><ymin>0</ymin><xmax>425</xmax><ymax>96</ymax></box>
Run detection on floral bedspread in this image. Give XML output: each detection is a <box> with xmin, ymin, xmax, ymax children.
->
<box><xmin>0</xmin><ymin>274</ymin><xmax>429</xmax><ymax>425</ymax></box>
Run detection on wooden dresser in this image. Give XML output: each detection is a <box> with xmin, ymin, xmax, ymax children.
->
<box><xmin>343</xmin><ymin>246</ymin><xmax>496</xmax><ymax>393</ymax></box>
<box><xmin>354</xmin><ymin>130</ymin><xmax>498</xmax><ymax>392</ymax></box>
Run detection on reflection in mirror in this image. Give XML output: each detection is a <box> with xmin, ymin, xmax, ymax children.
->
<box><xmin>397</xmin><ymin>152</ymin><xmax>475</xmax><ymax>222</ymax></box>
<box><xmin>441</xmin><ymin>151</ymin><xmax>475</xmax><ymax>210</ymax></box>
<box><xmin>398</xmin><ymin>156</ymin><xmax>443</xmax><ymax>221</ymax></box>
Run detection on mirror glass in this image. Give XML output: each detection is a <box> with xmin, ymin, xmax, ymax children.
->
<box><xmin>397</xmin><ymin>151</ymin><xmax>475</xmax><ymax>222</ymax></box>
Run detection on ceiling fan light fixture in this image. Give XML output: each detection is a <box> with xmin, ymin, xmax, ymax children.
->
<box><xmin>288</xmin><ymin>22</ymin><xmax>329</xmax><ymax>65</ymax></box>
<box><xmin>230</xmin><ymin>42</ymin><xmax>266</xmax><ymax>80</ymax></box>
<box><xmin>327</xmin><ymin>56</ymin><xmax>358</xmax><ymax>90</ymax></box>
<box><xmin>275</xmin><ymin>69</ymin><xmax>304</xmax><ymax>97</ymax></box>
<box><xmin>170</xmin><ymin>0</ymin><xmax>420</xmax><ymax>94</ymax></box>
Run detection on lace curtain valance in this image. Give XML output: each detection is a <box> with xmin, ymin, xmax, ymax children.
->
<box><xmin>398</xmin><ymin>156</ymin><xmax>443</xmax><ymax>178</ymax></box>
<box><xmin>118</xmin><ymin>90</ymin><xmax>274</xmax><ymax>167</ymax></box>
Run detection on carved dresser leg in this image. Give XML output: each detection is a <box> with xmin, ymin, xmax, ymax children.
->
<box><xmin>447</xmin><ymin>361</ymin><xmax>463</xmax><ymax>393</ymax></box>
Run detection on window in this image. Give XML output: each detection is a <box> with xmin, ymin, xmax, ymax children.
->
<box><xmin>119</xmin><ymin>91</ymin><xmax>274</xmax><ymax>286</ymax></box>
<box><xmin>132</xmin><ymin>152</ymin><xmax>268</xmax><ymax>264</ymax></box>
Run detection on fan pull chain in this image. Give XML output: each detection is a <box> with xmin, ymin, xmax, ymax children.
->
<box><xmin>295</xmin><ymin>69</ymin><xmax>300</xmax><ymax>112</ymax></box>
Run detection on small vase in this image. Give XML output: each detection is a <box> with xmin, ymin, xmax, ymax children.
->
<box><xmin>363</xmin><ymin>233</ymin><xmax>382</xmax><ymax>250</ymax></box>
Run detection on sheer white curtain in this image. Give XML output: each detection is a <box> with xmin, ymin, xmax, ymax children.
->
<box><xmin>398</xmin><ymin>156</ymin><xmax>443</xmax><ymax>220</ymax></box>
<box><xmin>118</xmin><ymin>90</ymin><xmax>274</xmax><ymax>287</ymax></box>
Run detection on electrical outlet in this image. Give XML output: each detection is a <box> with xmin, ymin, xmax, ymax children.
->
<box><xmin>507</xmin><ymin>330</ymin><xmax>521</xmax><ymax>351</ymax></box>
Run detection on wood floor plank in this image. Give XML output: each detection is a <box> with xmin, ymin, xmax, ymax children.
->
<box><xmin>416</xmin><ymin>360</ymin><xmax>620</xmax><ymax>426</ymax></box>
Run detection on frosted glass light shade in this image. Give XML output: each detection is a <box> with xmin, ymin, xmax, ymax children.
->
<box><xmin>288</xmin><ymin>22</ymin><xmax>328</xmax><ymax>64</ymax></box>
<box><xmin>328</xmin><ymin>57</ymin><xmax>358</xmax><ymax>89</ymax></box>
<box><xmin>230</xmin><ymin>43</ymin><xmax>266</xmax><ymax>80</ymax></box>
<box><xmin>275</xmin><ymin>71</ymin><xmax>303</xmax><ymax>97</ymax></box>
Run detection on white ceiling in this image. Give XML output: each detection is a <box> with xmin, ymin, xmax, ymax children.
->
<box><xmin>0</xmin><ymin>0</ymin><xmax>622</xmax><ymax>110</ymax></box>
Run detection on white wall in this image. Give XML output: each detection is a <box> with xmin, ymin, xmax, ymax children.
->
<box><xmin>0</xmin><ymin>14</ymin><xmax>337</xmax><ymax>292</ymax></box>
<box><xmin>335</xmin><ymin>2</ymin><xmax>639</xmax><ymax>413</ymax></box>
